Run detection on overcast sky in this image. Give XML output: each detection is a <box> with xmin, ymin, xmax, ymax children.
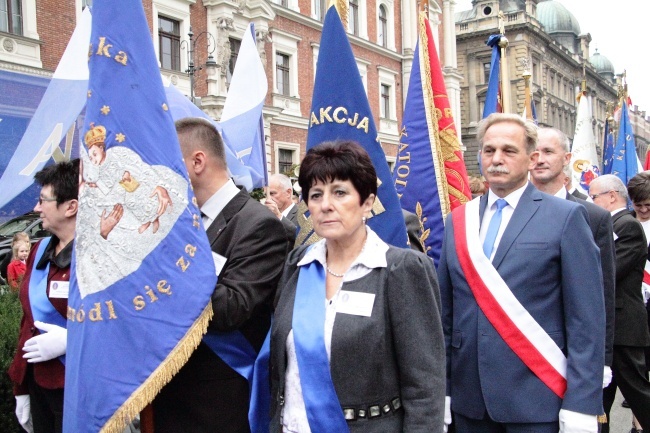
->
<box><xmin>454</xmin><ymin>0</ymin><xmax>649</xmax><ymax>117</ymax></box>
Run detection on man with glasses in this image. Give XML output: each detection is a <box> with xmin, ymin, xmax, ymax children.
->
<box><xmin>589</xmin><ymin>174</ymin><xmax>650</xmax><ymax>432</ymax></box>
<box><xmin>8</xmin><ymin>159</ymin><xmax>80</xmax><ymax>433</ymax></box>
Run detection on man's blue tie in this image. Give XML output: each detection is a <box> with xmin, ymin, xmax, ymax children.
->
<box><xmin>483</xmin><ymin>198</ymin><xmax>508</xmax><ymax>258</ymax></box>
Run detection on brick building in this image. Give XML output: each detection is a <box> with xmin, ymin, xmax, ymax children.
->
<box><xmin>0</xmin><ymin>0</ymin><xmax>462</xmax><ymax>185</ymax></box>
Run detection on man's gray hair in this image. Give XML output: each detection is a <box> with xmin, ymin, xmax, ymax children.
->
<box><xmin>477</xmin><ymin>113</ymin><xmax>538</xmax><ymax>154</ymax></box>
<box><xmin>562</xmin><ymin>163</ymin><xmax>572</xmax><ymax>180</ymax></box>
<box><xmin>270</xmin><ymin>173</ymin><xmax>292</xmax><ymax>190</ymax></box>
<box><xmin>591</xmin><ymin>174</ymin><xmax>629</xmax><ymax>200</ymax></box>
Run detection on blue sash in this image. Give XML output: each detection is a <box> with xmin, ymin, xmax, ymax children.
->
<box><xmin>28</xmin><ymin>237</ymin><xmax>67</xmax><ymax>364</ymax></box>
<box><xmin>202</xmin><ymin>328</ymin><xmax>271</xmax><ymax>433</ymax></box>
<box><xmin>292</xmin><ymin>260</ymin><xmax>349</xmax><ymax>432</ymax></box>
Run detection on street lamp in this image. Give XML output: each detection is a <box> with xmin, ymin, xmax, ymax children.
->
<box><xmin>180</xmin><ymin>26</ymin><xmax>217</xmax><ymax>105</ymax></box>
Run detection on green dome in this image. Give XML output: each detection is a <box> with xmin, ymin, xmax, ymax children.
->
<box><xmin>589</xmin><ymin>50</ymin><xmax>615</xmax><ymax>76</ymax></box>
<box><xmin>536</xmin><ymin>0</ymin><xmax>581</xmax><ymax>36</ymax></box>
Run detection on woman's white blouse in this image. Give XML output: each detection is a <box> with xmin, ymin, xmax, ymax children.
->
<box><xmin>281</xmin><ymin>227</ymin><xmax>388</xmax><ymax>432</ymax></box>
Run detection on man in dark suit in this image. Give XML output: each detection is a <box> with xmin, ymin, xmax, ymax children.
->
<box><xmin>530</xmin><ymin>127</ymin><xmax>616</xmax><ymax>381</ymax></box>
<box><xmin>153</xmin><ymin>117</ymin><xmax>288</xmax><ymax>433</ymax></box>
<box><xmin>439</xmin><ymin>113</ymin><xmax>605</xmax><ymax>433</ymax></box>
<box><xmin>589</xmin><ymin>174</ymin><xmax>650</xmax><ymax>432</ymax></box>
<box><xmin>265</xmin><ymin>173</ymin><xmax>298</xmax><ymax>247</ymax></box>
<box><xmin>402</xmin><ymin>209</ymin><xmax>425</xmax><ymax>252</ymax></box>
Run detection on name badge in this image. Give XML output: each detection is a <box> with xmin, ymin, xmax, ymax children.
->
<box><xmin>50</xmin><ymin>281</ymin><xmax>69</xmax><ymax>299</ymax></box>
<box><xmin>211</xmin><ymin>252</ymin><xmax>227</xmax><ymax>277</ymax></box>
<box><xmin>336</xmin><ymin>291</ymin><xmax>375</xmax><ymax>317</ymax></box>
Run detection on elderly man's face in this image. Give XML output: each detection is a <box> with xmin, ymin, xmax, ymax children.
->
<box><xmin>268</xmin><ymin>180</ymin><xmax>292</xmax><ymax>212</ymax></box>
<box><xmin>481</xmin><ymin>121</ymin><xmax>538</xmax><ymax>197</ymax></box>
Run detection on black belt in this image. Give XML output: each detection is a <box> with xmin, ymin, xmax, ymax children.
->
<box><xmin>342</xmin><ymin>397</ymin><xmax>402</xmax><ymax>421</ymax></box>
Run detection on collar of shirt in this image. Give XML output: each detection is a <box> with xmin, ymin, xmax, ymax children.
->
<box><xmin>200</xmin><ymin>178</ymin><xmax>240</xmax><ymax>228</ymax></box>
<box><xmin>553</xmin><ymin>186</ymin><xmax>568</xmax><ymax>199</ymax></box>
<box><xmin>281</xmin><ymin>202</ymin><xmax>295</xmax><ymax>218</ymax></box>
<box><xmin>480</xmin><ymin>182</ymin><xmax>529</xmax><ymax>260</ymax></box>
<box><xmin>485</xmin><ymin>181</ymin><xmax>528</xmax><ymax>211</ymax></box>
<box><xmin>297</xmin><ymin>226</ymin><xmax>389</xmax><ymax>282</ymax></box>
<box><xmin>611</xmin><ymin>207</ymin><xmax>627</xmax><ymax>217</ymax></box>
<box><xmin>36</xmin><ymin>236</ymin><xmax>73</xmax><ymax>270</ymax></box>
<box><xmin>568</xmin><ymin>186</ymin><xmax>577</xmax><ymax>195</ymax></box>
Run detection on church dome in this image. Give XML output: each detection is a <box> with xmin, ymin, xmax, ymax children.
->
<box><xmin>536</xmin><ymin>0</ymin><xmax>581</xmax><ymax>36</ymax></box>
<box><xmin>589</xmin><ymin>50</ymin><xmax>615</xmax><ymax>80</ymax></box>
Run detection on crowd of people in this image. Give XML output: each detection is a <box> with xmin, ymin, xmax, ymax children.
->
<box><xmin>7</xmin><ymin>113</ymin><xmax>650</xmax><ymax>433</ymax></box>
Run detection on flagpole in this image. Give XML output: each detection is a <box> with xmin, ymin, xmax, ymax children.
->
<box><xmin>497</xmin><ymin>12</ymin><xmax>511</xmax><ymax>113</ymax></box>
<box><xmin>522</xmin><ymin>58</ymin><xmax>533</xmax><ymax>121</ymax></box>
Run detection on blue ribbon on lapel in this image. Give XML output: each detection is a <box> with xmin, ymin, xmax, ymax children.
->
<box><xmin>293</xmin><ymin>260</ymin><xmax>349</xmax><ymax>433</ymax></box>
<box><xmin>28</xmin><ymin>237</ymin><xmax>67</xmax><ymax>364</ymax></box>
<box><xmin>202</xmin><ymin>327</ymin><xmax>271</xmax><ymax>433</ymax></box>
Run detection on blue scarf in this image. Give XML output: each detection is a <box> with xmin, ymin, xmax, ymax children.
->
<box><xmin>202</xmin><ymin>324</ymin><xmax>271</xmax><ymax>433</ymax></box>
<box><xmin>28</xmin><ymin>237</ymin><xmax>67</xmax><ymax>364</ymax></box>
<box><xmin>292</xmin><ymin>259</ymin><xmax>349</xmax><ymax>432</ymax></box>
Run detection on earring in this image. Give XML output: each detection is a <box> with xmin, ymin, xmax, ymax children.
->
<box><xmin>362</xmin><ymin>216</ymin><xmax>367</xmax><ymax>224</ymax></box>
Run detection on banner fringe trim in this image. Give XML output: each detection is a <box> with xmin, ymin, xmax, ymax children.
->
<box><xmin>99</xmin><ymin>303</ymin><xmax>214</xmax><ymax>433</ymax></box>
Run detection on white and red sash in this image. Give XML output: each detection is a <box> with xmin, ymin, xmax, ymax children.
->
<box><xmin>451</xmin><ymin>199</ymin><xmax>567</xmax><ymax>398</ymax></box>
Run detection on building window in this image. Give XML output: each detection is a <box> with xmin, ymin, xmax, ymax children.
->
<box><xmin>483</xmin><ymin>62</ymin><xmax>491</xmax><ymax>84</ymax></box>
<box><xmin>278</xmin><ymin>148</ymin><xmax>294</xmax><ymax>174</ymax></box>
<box><xmin>1</xmin><ymin>0</ymin><xmax>22</xmax><ymax>35</ymax></box>
<box><xmin>315</xmin><ymin>0</ymin><xmax>328</xmax><ymax>21</ymax></box>
<box><xmin>158</xmin><ymin>16</ymin><xmax>180</xmax><ymax>71</ymax></box>
<box><xmin>378</xmin><ymin>5</ymin><xmax>388</xmax><ymax>48</ymax></box>
<box><xmin>276</xmin><ymin>53</ymin><xmax>290</xmax><ymax>96</ymax></box>
<box><xmin>380</xmin><ymin>84</ymin><xmax>390</xmax><ymax>118</ymax></box>
<box><xmin>275</xmin><ymin>142</ymin><xmax>300</xmax><ymax>174</ymax></box>
<box><xmin>227</xmin><ymin>38</ymin><xmax>241</xmax><ymax>85</ymax></box>
<box><xmin>349</xmin><ymin>0</ymin><xmax>359</xmax><ymax>36</ymax></box>
<box><xmin>386</xmin><ymin>157</ymin><xmax>396</xmax><ymax>173</ymax></box>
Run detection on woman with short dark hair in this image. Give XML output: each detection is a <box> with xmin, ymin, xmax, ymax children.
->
<box><xmin>270</xmin><ymin>140</ymin><xmax>445</xmax><ymax>432</ymax></box>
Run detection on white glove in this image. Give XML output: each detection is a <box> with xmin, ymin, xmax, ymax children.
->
<box><xmin>22</xmin><ymin>321</ymin><xmax>67</xmax><ymax>363</ymax></box>
<box><xmin>15</xmin><ymin>395</ymin><xmax>33</xmax><ymax>433</ymax></box>
<box><xmin>558</xmin><ymin>409</ymin><xmax>598</xmax><ymax>433</ymax></box>
<box><xmin>602</xmin><ymin>366</ymin><xmax>612</xmax><ymax>388</ymax></box>
<box><xmin>443</xmin><ymin>396</ymin><xmax>452</xmax><ymax>433</ymax></box>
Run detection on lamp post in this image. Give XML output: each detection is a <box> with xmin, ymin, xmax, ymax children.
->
<box><xmin>180</xmin><ymin>26</ymin><xmax>217</xmax><ymax>105</ymax></box>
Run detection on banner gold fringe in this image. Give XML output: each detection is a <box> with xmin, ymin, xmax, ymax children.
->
<box><xmin>334</xmin><ymin>0</ymin><xmax>348</xmax><ymax>29</ymax></box>
<box><xmin>417</xmin><ymin>12</ymin><xmax>450</xmax><ymax>217</ymax></box>
<box><xmin>99</xmin><ymin>303</ymin><xmax>214</xmax><ymax>433</ymax></box>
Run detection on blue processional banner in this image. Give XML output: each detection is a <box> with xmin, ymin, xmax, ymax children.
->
<box><xmin>610</xmin><ymin>101</ymin><xmax>638</xmax><ymax>186</ymax></box>
<box><xmin>63</xmin><ymin>1</ymin><xmax>216</xmax><ymax>431</ymax></box>
<box><xmin>298</xmin><ymin>6</ymin><xmax>407</xmax><ymax>248</ymax></box>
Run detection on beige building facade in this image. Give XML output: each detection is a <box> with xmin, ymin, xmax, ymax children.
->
<box><xmin>455</xmin><ymin>0</ymin><xmax>649</xmax><ymax>174</ymax></box>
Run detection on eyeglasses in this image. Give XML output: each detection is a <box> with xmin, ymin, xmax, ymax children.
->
<box><xmin>38</xmin><ymin>196</ymin><xmax>57</xmax><ymax>205</ymax></box>
<box><xmin>589</xmin><ymin>190</ymin><xmax>613</xmax><ymax>200</ymax></box>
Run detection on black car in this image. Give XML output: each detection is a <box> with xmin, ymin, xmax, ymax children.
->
<box><xmin>0</xmin><ymin>212</ymin><xmax>50</xmax><ymax>280</ymax></box>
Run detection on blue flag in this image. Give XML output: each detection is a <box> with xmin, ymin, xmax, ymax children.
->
<box><xmin>611</xmin><ymin>101</ymin><xmax>638</xmax><ymax>186</ymax></box>
<box><xmin>299</xmin><ymin>6</ymin><xmax>407</xmax><ymax>248</ymax></box>
<box><xmin>602</xmin><ymin>119</ymin><xmax>615</xmax><ymax>175</ymax></box>
<box><xmin>219</xmin><ymin>23</ymin><xmax>268</xmax><ymax>188</ymax></box>
<box><xmin>483</xmin><ymin>34</ymin><xmax>502</xmax><ymax>118</ymax></box>
<box><xmin>0</xmin><ymin>9</ymin><xmax>90</xmax><ymax>219</ymax></box>
<box><xmin>393</xmin><ymin>13</ymin><xmax>471</xmax><ymax>266</ymax></box>
<box><xmin>64</xmin><ymin>1</ymin><xmax>217</xmax><ymax>431</ymax></box>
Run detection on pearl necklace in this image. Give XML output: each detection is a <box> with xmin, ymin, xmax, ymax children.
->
<box><xmin>326</xmin><ymin>266</ymin><xmax>345</xmax><ymax>278</ymax></box>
